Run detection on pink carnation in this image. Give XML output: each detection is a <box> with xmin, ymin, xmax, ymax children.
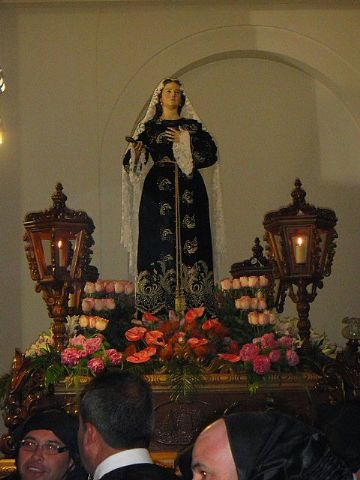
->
<box><xmin>69</xmin><ymin>335</ymin><xmax>87</xmax><ymax>347</ymax></box>
<box><xmin>253</xmin><ymin>355</ymin><xmax>271</xmax><ymax>375</ymax></box>
<box><xmin>87</xmin><ymin>357</ymin><xmax>105</xmax><ymax>373</ymax></box>
<box><xmin>269</xmin><ymin>349</ymin><xmax>281</xmax><ymax>363</ymax></box>
<box><xmin>105</xmin><ymin>349</ymin><xmax>123</xmax><ymax>365</ymax></box>
<box><xmin>261</xmin><ymin>332</ymin><xmax>279</xmax><ymax>349</ymax></box>
<box><xmin>286</xmin><ymin>349</ymin><xmax>300</xmax><ymax>367</ymax></box>
<box><xmin>61</xmin><ymin>348</ymin><xmax>81</xmax><ymax>366</ymax></box>
<box><xmin>85</xmin><ymin>336</ymin><xmax>103</xmax><ymax>355</ymax></box>
<box><xmin>239</xmin><ymin>343</ymin><xmax>260</xmax><ymax>362</ymax></box>
<box><xmin>278</xmin><ymin>336</ymin><xmax>294</xmax><ymax>349</ymax></box>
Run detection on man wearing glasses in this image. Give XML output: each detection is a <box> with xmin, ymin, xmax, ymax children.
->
<box><xmin>8</xmin><ymin>409</ymin><xmax>86</xmax><ymax>480</ymax></box>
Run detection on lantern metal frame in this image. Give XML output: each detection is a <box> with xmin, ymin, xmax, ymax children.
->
<box><xmin>23</xmin><ymin>183</ymin><xmax>98</xmax><ymax>350</ymax></box>
<box><xmin>263</xmin><ymin>179</ymin><xmax>337</xmax><ymax>350</ymax></box>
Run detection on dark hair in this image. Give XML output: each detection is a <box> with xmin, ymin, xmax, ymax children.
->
<box><xmin>79</xmin><ymin>371</ymin><xmax>154</xmax><ymax>449</ymax></box>
<box><xmin>153</xmin><ymin>78</ymin><xmax>186</xmax><ymax>120</ymax></box>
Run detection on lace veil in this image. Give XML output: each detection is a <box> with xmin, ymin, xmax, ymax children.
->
<box><xmin>121</xmin><ymin>78</ymin><xmax>226</xmax><ymax>280</ymax></box>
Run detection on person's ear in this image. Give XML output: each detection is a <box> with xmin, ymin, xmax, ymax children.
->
<box><xmin>83</xmin><ymin>422</ymin><xmax>97</xmax><ymax>447</ymax></box>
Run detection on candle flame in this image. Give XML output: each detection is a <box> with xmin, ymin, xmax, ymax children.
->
<box><xmin>57</xmin><ymin>240</ymin><xmax>63</xmax><ymax>249</ymax></box>
<box><xmin>296</xmin><ymin>237</ymin><xmax>303</xmax><ymax>247</ymax></box>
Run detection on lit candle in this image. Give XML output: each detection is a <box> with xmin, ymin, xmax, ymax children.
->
<box><xmin>57</xmin><ymin>240</ymin><xmax>65</xmax><ymax>267</ymax></box>
<box><xmin>294</xmin><ymin>236</ymin><xmax>306</xmax><ymax>263</ymax></box>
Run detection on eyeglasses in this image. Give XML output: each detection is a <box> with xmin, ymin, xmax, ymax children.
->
<box><xmin>19</xmin><ymin>439</ymin><xmax>69</xmax><ymax>455</ymax></box>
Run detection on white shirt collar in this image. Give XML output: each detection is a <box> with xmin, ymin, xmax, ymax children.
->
<box><xmin>94</xmin><ymin>448</ymin><xmax>153</xmax><ymax>480</ymax></box>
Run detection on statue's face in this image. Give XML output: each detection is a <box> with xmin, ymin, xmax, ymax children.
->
<box><xmin>160</xmin><ymin>82</ymin><xmax>182</xmax><ymax>111</ymax></box>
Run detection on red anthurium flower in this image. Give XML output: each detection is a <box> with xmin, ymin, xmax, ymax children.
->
<box><xmin>142</xmin><ymin>312</ymin><xmax>161</xmax><ymax>323</ymax></box>
<box><xmin>218</xmin><ymin>353</ymin><xmax>241</xmax><ymax>363</ymax></box>
<box><xmin>184</xmin><ymin>307</ymin><xmax>205</xmax><ymax>324</ymax></box>
<box><xmin>201</xmin><ymin>319</ymin><xmax>221</xmax><ymax>331</ymax></box>
<box><xmin>125</xmin><ymin>326</ymin><xmax>147</xmax><ymax>342</ymax></box>
<box><xmin>126</xmin><ymin>346</ymin><xmax>156</xmax><ymax>364</ymax></box>
<box><xmin>187</xmin><ymin>337</ymin><xmax>209</xmax><ymax>348</ymax></box>
<box><xmin>145</xmin><ymin>330</ymin><xmax>165</xmax><ymax>347</ymax></box>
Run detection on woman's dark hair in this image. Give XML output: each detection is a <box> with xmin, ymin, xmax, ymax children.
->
<box><xmin>153</xmin><ymin>78</ymin><xmax>186</xmax><ymax>120</ymax></box>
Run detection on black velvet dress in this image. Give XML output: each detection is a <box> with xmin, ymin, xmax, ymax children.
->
<box><xmin>123</xmin><ymin>117</ymin><xmax>217</xmax><ymax>315</ymax></box>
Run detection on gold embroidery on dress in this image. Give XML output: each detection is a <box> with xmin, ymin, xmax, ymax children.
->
<box><xmin>158</xmin><ymin>177</ymin><xmax>173</xmax><ymax>191</ymax></box>
<box><xmin>184</xmin><ymin>238</ymin><xmax>198</xmax><ymax>255</ymax></box>
<box><xmin>160</xmin><ymin>203</ymin><xmax>172</xmax><ymax>216</ymax></box>
<box><xmin>161</xmin><ymin>228</ymin><xmax>174</xmax><ymax>241</ymax></box>
<box><xmin>182</xmin><ymin>214</ymin><xmax>195</xmax><ymax>229</ymax></box>
<box><xmin>182</xmin><ymin>190</ymin><xmax>193</xmax><ymax>204</ymax></box>
<box><xmin>136</xmin><ymin>260</ymin><xmax>214</xmax><ymax>315</ymax></box>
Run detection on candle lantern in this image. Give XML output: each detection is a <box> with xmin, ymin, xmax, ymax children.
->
<box><xmin>263</xmin><ymin>179</ymin><xmax>337</xmax><ymax>350</ymax></box>
<box><xmin>24</xmin><ymin>183</ymin><xmax>99</xmax><ymax>350</ymax></box>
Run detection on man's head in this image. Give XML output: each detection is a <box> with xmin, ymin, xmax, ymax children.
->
<box><xmin>13</xmin><ymin>409</ymin><xmax>80</xmax><ymax>480</ymax></box>
<box><xmin>192</xmin><ymin>418</ymin><xmax>237</xmax><ymax>480</ymax></box>
<box><xmin>78</xmin><ymin>371</ymin><xmax>153</xmax><ymax>474</ymax></box>
<box><xmin>191</xmin><ymin>411</ymin><xmax>353</xmax><ymax>480</ymax></box>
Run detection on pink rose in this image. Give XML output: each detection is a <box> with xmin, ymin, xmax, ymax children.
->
<box><xmin>259</xmin><ymin>275</ymin><xmax>269</xmax><ymax>287</ymax></box>
<box><xmin>253</xmin><ymin>355</ymin><xmax>271</xmax><ymax>374</ymax></box>
<box><xmin>125</xmin><ymin>326</ymin><xmax>147</xmax><ymax>342</ymax></box>
<box><xmin>257</xmin><ymin>299</ymin><xmax>267</xmax><ymax>310</ymax></box>
<box><xmin>95</xmin><ymin>317</ymin><xmax>109</xmax><ymax>331</ymax></box>
<box><xmin>78</xmin><ymin>315</ymin><xmax>89</xmax><ymax>328</ymax></box>
<box><xmin>248</xmin><ymin>311</ymin><xmax>259</xmax><ymax>325</ymax></box>
<box><xmin>94</xmin><ymin>299</ymin><xmax>104</xmax><ymax>312</ymax></box>
<box><xmin>248</xmin><ymin>276</ymin><xmax>259</xmax><ymax>288</ymax></box>
<box><xmin>84</xmin><ymin>282</ymin><xmax>96</xmax><ymax>294</ymax></box>
<box><xmin>218</xmin><ymin>353</ymin><xmax>241</xmax><ymax>363</ymax></box>
<box><xmin>85</xmin><ymin>336</ymin><xmax>103</xmax><ymax>355</ymax></box>
<box><xmin>250</xmin><ymin>297</ymin><xmax>259</xmax><ymax>310</ymax></box>
<box><xmin>257</xmin><ymin>312</ymin><xmax>268</xmax><ymax>326</ymax></box>
<box><xmin>114</xmin><ymin>281</ymin><xmax>125</xmax><ymax>293</ymax></box>
<box><xmin>87</xmin><ymin>358</ymin><xmax>105</xmax><ymax>373</ymax></box>
<box><xmin>239</xmin><ymin>276</ymin><xmax>249</xmax><ymax>287</ymax></box>
<box><xmin>286</xmin><ymin>349</ymin><xmax>300</xmax><ymax>367</ymax></box>
<box><xmin>235</xmin><ymin>296</ymin><xmax>251</xmax><ymax>310</ymax></box>
<box><xmin>94</xmin><ymin>281</ymin><xmax>104</xmax><ymax>292</ymax></box>
<box><xmin>269</xmin><ymin>349</ymin><xmax>281</xmax><ymax>363</ymax></box>
<box><xmin>261</xmin><ymin>333</ymin><xmax>279</xmax><ymax>349</ymax></box>
<box><xmin>105</xmin><ymin>281</ymin><xmax>115</xmax><ymax>293</ymax></box>
<box><xmin>278</xmin><ymin>336</ymin><xmax>294</xmax><ymax>349</ymax></box>
<box><xmin>61</xmin><ymin>348</ymin><xmax>81</xmax><ymax>366</ymax></box>
<box><xmin>105</xmin><ymin>349</ymin><xmax>122</xmax><ymax>365</ymax></box>
<box><xmin>104</xmin><ymin>298</ymin><xmax>116</xmax><ymax>310</ymax></box>
<box><xmin>220</xmin><ymin>278</ymin><xmax>232</xmax><ymax>290</ymax></box>
<box><xmin>124</xmin><ymin>282</ymin><xmax>135</xmax><ymax>295</ymax></box>
<box><xmin>81</xmin><ymin>298</ymin><xmax>94</xmax><ymax>313</ymax></box>
<box><xmin>239</xmin><ymin>343</ymin><xmax>260</xmax><ymax>362</ymax></box>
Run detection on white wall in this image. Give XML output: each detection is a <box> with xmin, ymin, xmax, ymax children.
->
<box><xmin>1</xmin><ymin>0</ymin><xmax>360</xmax><ymax>396</ymax></box>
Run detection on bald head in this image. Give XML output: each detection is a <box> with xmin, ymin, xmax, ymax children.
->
<box><xmin>192</xmin><ymin>418</ymin><xmax>237</xmax><ymax>480</ymax></box>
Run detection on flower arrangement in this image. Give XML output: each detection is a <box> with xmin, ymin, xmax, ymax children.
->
<box><xmin>12</xmin><ymin>276</ymin><xmax>336</xmax><ymax>401</ymax></box>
